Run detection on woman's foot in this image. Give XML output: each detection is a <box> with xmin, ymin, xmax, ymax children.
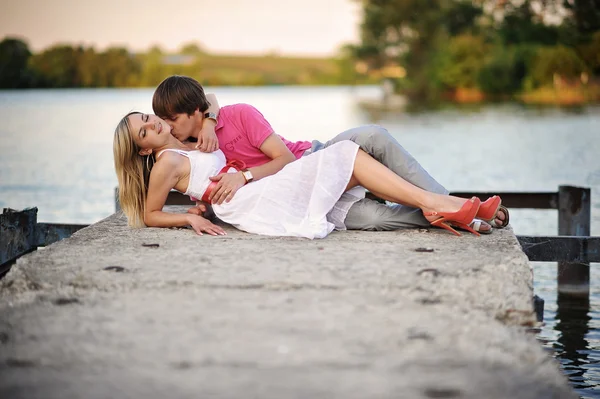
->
<box><xmin>475</xmin><ymin>196</ymin><xmax>510</xmax><ymax>229</ymax></box>
<box><xmin>423</xmin><ymin>196</ymin><xmax>481</xmax><ymax>236</ymax></box>
<box><xmin>422</xmin><ymin>195</ymin><xmax>477</xmax><ymax>224</ymax></box>
<box><xmin>490</xmin><ymin>205</ymin><xmax>509</xmax><ymax>228</ymax></box>
<box><xmin>453</xmin><ymin>219</ymin><xmax>492</xmax><ymax>235</ymax></box>
<box><xmin>469</xmin><ymin>219</ymin><xmax>492</xmax><ymax>234</ymax></box>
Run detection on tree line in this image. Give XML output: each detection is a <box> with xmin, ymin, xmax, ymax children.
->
<box><xmin>2</xmin><ymin>0</ymin><xmax>599</xmax><ymax>104</ymax></box>
<box><xmin>350</xmin><ymin>0</ymin><xmax>600</xmax><ymax>103</ymax></box>
<box><xmin>0</xmin><ymin>40</ymin><xmax>370</xmax><ymax>89</ymax></box>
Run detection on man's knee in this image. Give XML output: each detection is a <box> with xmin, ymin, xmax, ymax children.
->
<box><xmin>350</xmin><ymin>125</ymin><xmax>396</xmax><ymax>152</ymax></box>
<box><xmin>344</xmin><ymin>210</ymin><xmax>386</xmax><ymax>231</ymax></box>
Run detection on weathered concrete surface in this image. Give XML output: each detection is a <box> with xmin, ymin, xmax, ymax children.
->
<box><xmin>0</xmin><ymin>207</ymin><xmax>575</xmax><ymax>399</ymax></box>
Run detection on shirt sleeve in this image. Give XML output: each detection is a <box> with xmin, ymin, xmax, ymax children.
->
<box><xmin>237</xmin><ymin>104</ymin><xmax>274</xmax><ymax>148</ymax></box>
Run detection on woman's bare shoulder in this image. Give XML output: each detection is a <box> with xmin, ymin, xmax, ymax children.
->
<box><xmin>151</xmin><ymin>151</ymin><xmax>187</xmax><ymax>177</ymax></box>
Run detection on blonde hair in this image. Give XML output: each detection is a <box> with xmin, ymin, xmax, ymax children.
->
<box><xmin>113</xmin><ymin>112</ymin><xmax>154</xmax><ymax>227</ymax></box>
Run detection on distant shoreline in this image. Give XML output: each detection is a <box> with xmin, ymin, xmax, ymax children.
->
<box><xmin>2</xmin><ymin>83</ymin><xmax>599</xmax><ymax>108</ymax></box>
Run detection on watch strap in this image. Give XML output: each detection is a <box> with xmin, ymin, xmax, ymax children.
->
<box><xmin>204</xmin><ymin>112</ymin><xmax>218</xmax><ymax>123</ymax></box>
<box><xmin>242</xmin><ymin>169</ymin><xmax>254</xmax><ymax>184</ymax></box>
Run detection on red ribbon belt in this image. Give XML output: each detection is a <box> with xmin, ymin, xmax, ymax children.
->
<box><xmin>200</xmin><ymin>159</ymin><xmax>247</xmax><ymax>203</ymax></box>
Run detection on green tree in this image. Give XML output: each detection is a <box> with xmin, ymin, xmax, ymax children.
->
<box><xmin>354</xmin><ymin>0</ymin><xmax>600</xmax><ymax>102</ymax></box>
<box><xmin>0</xmin><ymin>37</ymin><xmax>33</xmax><ymax>88</ymax></box>
<box><xmin>96</xmin><ymin>47</ymin><xmax>140</xmax><ymax>87</ymax></box>
<box><xmin>137</xmin><ymin>45</ymin><xmax>170</xmax><ymax>87</ymax></box>
<box><xmin>530</xmin><ymin>45</ymin><xmax>588</xmax><ymax>86</ymax></box>
<box><xmin>29</xmin><ymin>45</ymin><xmax>84</xmax><ymax>87</ymax></box>
<box><xmin>77</xmin><ymin>47</ymin><xmax>100</xmax><ymax>87</ymax></box>
<box><xmin>478</xmin><ymin>51</ymin><xmax>516</xmax><ymax>95</ymax></box>
<box><xmin>443</xmin><ymin>1</ymin><xmax>483</xmax><ymax>36</ymax></box>
<box><xmin>498</xmin><ymin>1</ymin><xmax>560</xmax><ymax>45</ymax></box>
<box><xmin>478</xmin><ymin>45</ymin><xmax>537</xmax><ymax>95</ymax></box>
<box><xmin>577</xmin><ymin>31</ymin><xmax>600</xmax><ymax>74</ymax></box>
<box><xmin>179</xmin><ymin>42</ymin><xmax>205</xmax><ymax>55</ymax></box>
<box><xmin>335</xmin><ymin>44</ymin><xmax>364</xmax><ymax>84</ymax></box>
<box><xmin>562</xmin><ymin>0</ymin><xmax>600</xmax><ymax>37</ymax></box>
<box><xmin>354</xmin><ymin>0</ymin><xmax>484</xmax><ymax>100</ymax></box>
<box><xmin>437</xmin><ymin>34</ymin><xmax>487</xmax><ymax>89</ymax></box>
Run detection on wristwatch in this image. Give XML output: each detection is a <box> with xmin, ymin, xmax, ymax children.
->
<box><xmin>241</xmin><ymin>169</ymin><xmax>254</xmax><ymax>184</ymax></box>
<box><xmin>204</xmin><ymin>112</ymin><xmax>218</xmax><ymax>124</ymax></box>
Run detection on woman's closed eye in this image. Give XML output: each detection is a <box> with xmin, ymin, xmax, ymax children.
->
<box><xmin>142</xmin><ymin>114</ymin><xmax>149</xmax><ymax>137</ymax></box>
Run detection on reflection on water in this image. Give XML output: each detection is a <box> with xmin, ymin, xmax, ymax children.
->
<box><xmin>556</xmin><ymin>295</ymin><xmax>592</xmax><ymax>392</ymax></box>
<box><xmin>0</xmin><ymin>86</ymin><xmax>599</xmax><ymax>396</ymax></box>
<box><xmin>536</xmin><ymin>263</ymin><xmax>600</xmax><ymax>398</ymax></box>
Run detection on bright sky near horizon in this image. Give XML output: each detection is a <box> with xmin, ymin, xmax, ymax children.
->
<box><xmin>0</xmin><ymin>0</ymin><xmax>363</xmax><ymax>56</ymax></box>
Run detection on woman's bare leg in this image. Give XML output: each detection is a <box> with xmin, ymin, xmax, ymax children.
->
<box><xmin>346</xmin><ymin>150</ymin><xmax>471</xmax><ymax>221</ymax></box>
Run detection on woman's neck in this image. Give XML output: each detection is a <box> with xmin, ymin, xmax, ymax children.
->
<box><xmin>153</xmin><ymin>137</ymin><xmax>189</xmax><ymax>154</ymax></box>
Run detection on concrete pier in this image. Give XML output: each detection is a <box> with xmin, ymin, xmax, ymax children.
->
<box><xmin>0</xmin><ymin>207</ymin><xmax>576</xmax><ymax>399</ymax></box>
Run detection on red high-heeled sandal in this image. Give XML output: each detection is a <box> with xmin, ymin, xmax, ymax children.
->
<box><xmin>424</xmin><ymin>197</ymin><xmax>481</xmax><ymax>237</ymax></box>
<box><xmin>477</xmin><ymin>196</ymin><xmax>502</xmax><ymax>222</ymax></box>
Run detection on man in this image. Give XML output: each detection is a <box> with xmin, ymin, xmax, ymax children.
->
<box><xmin>152</xmin><ymin>75</ymin><xmax>503</xmax><ymax>232</ymax></box>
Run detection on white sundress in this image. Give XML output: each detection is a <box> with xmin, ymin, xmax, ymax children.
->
<box><xmin>158</xmin><ymin>140</ymin><xmax>363</xmax><ymax>239</ymax></box>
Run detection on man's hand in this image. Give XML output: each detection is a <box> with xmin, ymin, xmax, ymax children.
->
<box><xmin>187</xmin><ymin>202</ymin><xmax>208</xmax><ymax>216</ymax></box>
<box><xmin>187</xmin><ymin>214</ymin><xmax>226</xmax><ymax>236</ymax></box>
<box><xmin>196</xmin><ymin>120</ymin><xmax>219</xmax><ymax>153</ymax></box>
<box><xmin>208</xmin><ymin>172</ymin><xmax>246</xmax><ymax>205</ymax></box>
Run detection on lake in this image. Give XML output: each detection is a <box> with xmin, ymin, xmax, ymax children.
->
<box><xmin>1</xmin><ymin>86</ymin><xmax>599</xmax><ymax>397</ymax></box>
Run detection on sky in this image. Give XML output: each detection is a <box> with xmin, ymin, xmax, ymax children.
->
<box><xmin>0</xmin><ymin>0</ymin><xmax>363</xmax><ymax>56</ymax></box>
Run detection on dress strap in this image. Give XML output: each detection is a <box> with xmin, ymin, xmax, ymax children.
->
<box><xmin>156</xmin><ymin>149</ymin><xmax>189</xmax><ymax>159</ymax></box>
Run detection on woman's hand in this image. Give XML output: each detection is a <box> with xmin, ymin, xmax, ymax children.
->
<box><xmin>208</xmin><ymin>172</ymin><xmax>246</xmax><ymax>205</ymax></box>
<box><xmin>196</xmin><ymin>119</ymin><xmax>219</xmax><ymax>153</ymax></box>
<box><xmin>187</xmin><ymin>214</ymin><xmax>226</xmax><ymax>236</ymax></box>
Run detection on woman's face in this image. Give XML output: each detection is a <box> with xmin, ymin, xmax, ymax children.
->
<box><xmin>128</xmin><ymin>113</ymin><xmax>172</xmax><ymax>150</ymax></box>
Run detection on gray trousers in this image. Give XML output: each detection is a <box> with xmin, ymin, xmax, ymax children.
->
<box><xmin>309</xmin><ymin>125</ymin><xmax>448</xmax><ymax>231</ymax></box>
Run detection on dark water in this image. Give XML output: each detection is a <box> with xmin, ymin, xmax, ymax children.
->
<box><xmin>0</xmin><ymin>86</ymin><xmax>599</xmax><ymax>397</ymax></box>
<box><xmin>536</xmin><ymin>265</ymin><xmax>600</xmax><ymax>398</ymax></box>
<box><xmin>555</xmin><ymin>296</ymin><xmax>598</xmax><ymax>395</ymax></box>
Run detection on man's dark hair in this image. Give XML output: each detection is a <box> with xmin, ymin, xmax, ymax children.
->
<box><xmin>152</xmin><ymin>75</ymin><xmax>211</xmax><ymax>119</ymax></box>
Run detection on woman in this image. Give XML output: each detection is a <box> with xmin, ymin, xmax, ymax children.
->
<box><xmin>114</xmin><ymin>112</ymin><xmax>501</xmax><ymax>239</ymax></box>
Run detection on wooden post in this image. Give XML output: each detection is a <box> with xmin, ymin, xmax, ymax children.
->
<box><xmin>0</xmin><ymin>208</ymin><xmax>38</xmax><ymax>276</ymax></box>
<box><xmin>1</xmin><ymin>208</ymin><xmax>88</xmax><ymax>279</ymax></box>
<box><xmin>533</xmin><ymin>295</ymin><xmax>544</xmax><ymax>322</ymax></box>
<box><xmin>557</xmin><ymin>185</ymin><xmax>591</xmax><ymax>298</ymax></box>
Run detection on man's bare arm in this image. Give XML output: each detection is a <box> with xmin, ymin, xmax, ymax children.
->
<box><xmin>196</xmin><ymin>93</ymin><xmax>221</xmax><ymax>152</ymax></box>
<box><xmin>206</xmin><ymin>93</ymin><xmax>220</xmax><ymax>117</ymax></box>
<box><xmin>248</xmin><ymin>133</ymin><xmax>296</xmax><ymax>181</ymax></box>
<box><xmin>208</xmin><ymin>133</ymin><xmax>296</xmax><ymax>205</ymax></box>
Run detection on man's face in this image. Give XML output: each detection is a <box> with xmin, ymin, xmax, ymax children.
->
<box><xmin>165</xmin><ymin>111</ymin><xmax>197</xmax><ymax>142</ymax></box>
